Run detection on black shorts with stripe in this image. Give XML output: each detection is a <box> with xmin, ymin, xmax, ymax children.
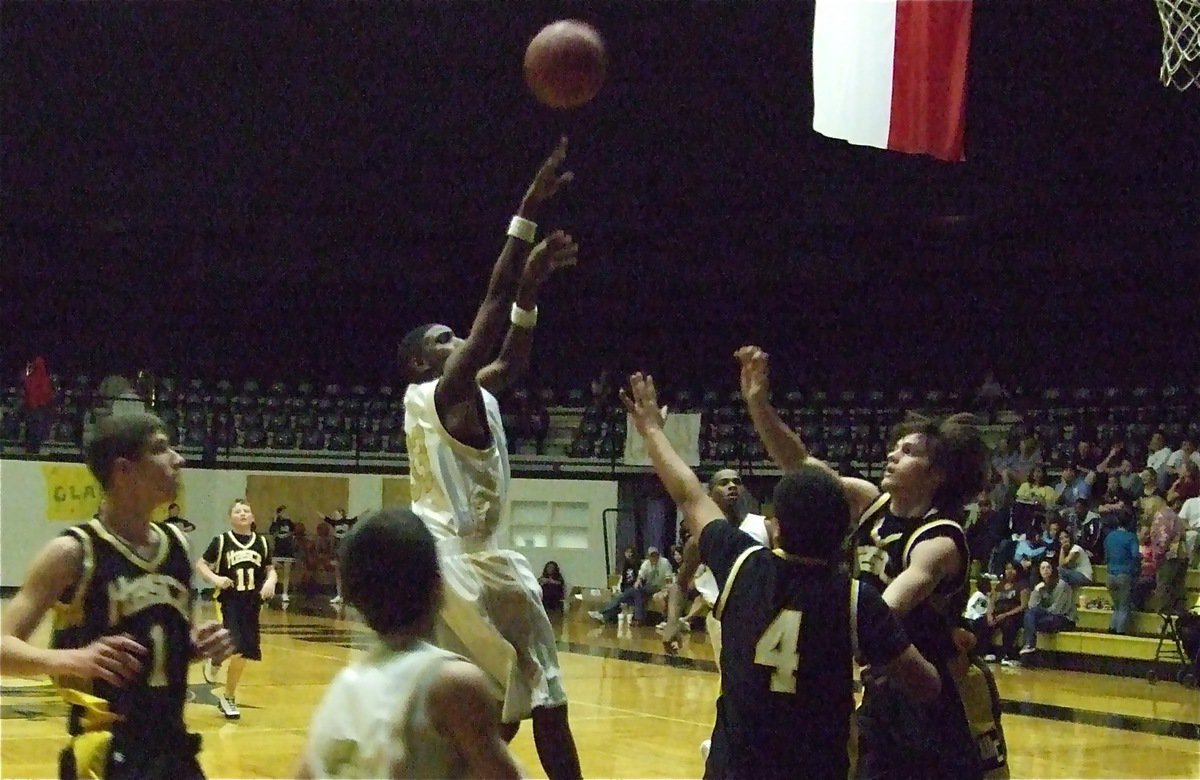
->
<box><xmin>217</xmin><ymin>594</ymin><xmax>262</xmax><ymax>661</ymax></box>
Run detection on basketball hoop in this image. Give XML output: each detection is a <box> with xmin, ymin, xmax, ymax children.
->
<box><xmin>1156</xmin><ymin>0</ymin><xmax>1200</xmax><ymax>89</ymax></box>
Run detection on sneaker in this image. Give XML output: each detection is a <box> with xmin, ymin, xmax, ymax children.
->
<box><xmin>677</xmin><ymin>618</ymin><xmax>691</xmax><ymax>634</ymax></box>
<box><xmin>1000</xmin><ymin>658</ymin><xmax>1021</xmax><ymax>668</ymax></box>
<box><xmin>983</xmin><ymin>654</ymin><xmax>999</xmax><ymax>663</ymax></box>
<box><xmin>587</xmin><ymin>610</ymin><xmax>606</xmax><ymax>623</ymax></box>
<box><xmin>216</xmin><ymin>693</ymin><xmax>240</xmax><ymax>720</ymax></box>
<box><xmin>1018</xmin><ymin>645</ymin><xmax>1037</xmax><ymax>656</ymax></box>
<box><xmin>203</xmin><ymin>659</ymin><xmax>223</xmax><ymax>684</ymax></box>
<box><xmin>656</xmin><ymin>621</ymin><xmax>669</xmax><ymax>631</ymax></box>
<box><xmin>330</xmin><ymin>595</ymin><xmax>343</xmax><ymax>605</ymax></box>
<box><xmin>700</xmin><ymin>739</ymin><xmax>711</xmax><ymax>760</ymax></box>
<box><xmin>280</xmin><ymin>593</ymin><xmax>290</xmax><ymax>603</ymax></box>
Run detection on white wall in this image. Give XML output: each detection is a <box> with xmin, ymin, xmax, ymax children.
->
<box><xmin>0</xmin><ymin>459</ymin><xmax>617</xmax><ymax>590</ymax></box>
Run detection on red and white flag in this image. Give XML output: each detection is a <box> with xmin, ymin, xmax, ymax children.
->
<box><xmin>812</xmin><ymin>0</ymin><xmax>973</xmax><ymax>162</ymax></box>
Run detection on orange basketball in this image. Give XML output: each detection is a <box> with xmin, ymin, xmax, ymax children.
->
<box><xmin>523</xmin><ymin>20</ymin><xmax>607</xmax><ymax>109</ymax></box>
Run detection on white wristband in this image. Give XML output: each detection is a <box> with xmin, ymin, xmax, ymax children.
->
<box><xmin>510</xmin><ymin>303</ymin><xmax>538</xmax><ymax>329</ymax></box>
<box><xmin>507</xmin><ymin>215</ymin><xmax>537</xmax><ymax>243</ymax></box>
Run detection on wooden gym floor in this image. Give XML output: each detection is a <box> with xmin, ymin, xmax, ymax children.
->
<box><xmin>2</xmin><ymin>597</ymin><xmax>1197</xmax><ymax>779</ymax></box>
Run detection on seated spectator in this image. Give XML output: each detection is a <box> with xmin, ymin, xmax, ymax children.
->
<box><xmin>1146</xmin><ymin>431</ymin><xmax>1173</xmax><ymax>482</ymax></box>
<box><xmin>1137</xmin><ymin>470</ymin><xmax>1168</xmax><ymax>525</ymax></box>
<box><xmin>1018</xmin><ymin>561</ymin><xmax>1077</xmax><ymax>658</ymax></box>
<box><xmin>1116</xmin><ymin>457</ymin><xmax>1145</xmax><ymax>498</ymax></box>
<box><xmin>1013</xmin><ymin>529</ymin><xmax>1047</xmax><ymax>570</ymax></box>
<box><xmin>1178</xmin><ymin>494</ymin><xmax>1200</xmax><ymax>561</ymax></box>
<box><xmin>980</xmin><ymin>562</ymin><xmax>1030</xmax><ymax>665</ymax></box>
<box><xmin>1166</xmin><ymin>462</ymin><xmax>1200</xmax><ymax>505</ymax></box>
<box><xmin>1015</xmin><ymin>554</ymin><xmax>1038</xmax><ymax>589</ymax></box>
<box><xmin>963</xmin><ymin>576</ymin><xmax>992</xmax><ymax>649</ymax></box>
<box><xmin>1166</xmin><ymin>439</ymin><xmax>1200</xmax><ymax>473</ymax></box>
<box><xmin>1056</xmin><ymin>529</ymin><xmax>1093</xmax><ymax>587</ymax></box>
<box><xmin>1055</xmin><ymin>463</ymin><xmax>1095</xmax><ymax>507</ymax></box>
<box><xmin>667</xmin><ymin>544</ymin><xmax>684</xmax><ymax>573</ymax></box>
<box><xmin>539</xmin><ymin>561</ymin><xmax>565</xmax><ymax>613</ymax></box>
<box><xmin>589</xmin><ymin>547</ymin><xmax>672</xmax><ymax>626</ymax></box>
<box><xmin>1016</xmin><ymin>466</ymin><xmax>1058</xmax><ymax>508</ymax></box>
<box><xmin>965</xmin><ymin>494</ymin><xmax>1008</xmax><ymax>576</ymax></box>
<box><xmin>1104</xmin><ymin>516</ymin><xmax>1142</xmax><ymax>633</ymax></box>
<box><xmin>1041</xmin><ymin>513</ymin><xmax>1064</xmax><ymax>556</ymax></box>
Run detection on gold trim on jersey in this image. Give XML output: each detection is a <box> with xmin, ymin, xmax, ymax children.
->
<box><xmin>849</xmin><ymin>579</ymin><xmax>860</xmax><ymax>661</ymax></box>
<box><xmin>713</xmin><ymin>544</ymin><xmax>764</xmax><ymax>621</ymax></box>
<box><xmin>53</xmin><ymin>527</ymin><xmax>96</xmax><ymax>631</ymax></box>
<box><xmin>226</xmin><ymin>530</ymin><xmax>261</xmax><ymax>551</ymax></box>
<box><xmin>161</xmin><ymin>521</ymin><xmax>190</xmax><ymax>555</ymax></box>
<box><xmin>900</xmin><ymin>519</ymin><xmax>965</xmax><ymax>571</ymax></box>
<box><xmin>87</xmin><ymin>519</ymin><xmax>170</xmax><ymax>572</ymax></box>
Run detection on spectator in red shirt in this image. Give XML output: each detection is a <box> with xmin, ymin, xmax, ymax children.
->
<box><xmin>21</xmin><ymin>356</ymin><xmax>54</xmax><ymax>453</ymax></box>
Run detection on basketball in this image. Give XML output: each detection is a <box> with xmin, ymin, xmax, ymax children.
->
<box><xmin>523</xmin><ymin>20</ymin><xmax>607</xmax><ymax>110</ymax></box>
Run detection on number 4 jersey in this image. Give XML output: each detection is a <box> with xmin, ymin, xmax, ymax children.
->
<box><xmin>699</xmin><ymin>520</ymin><xmax>912</xmax><ymax>780</ymax></box>
<box><xmin>50</xmin><ymin>519</ymin><xmax>194</xmax><ymax>739</ymax></box>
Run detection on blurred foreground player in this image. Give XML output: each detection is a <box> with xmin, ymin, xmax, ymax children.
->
<box><xmin>398</xmin><ymin>137</ymin><xmax>581</xmax><ymax>780</ymax></box>
<box><xmin>621</xmin><ymin>372</ymin><xmax>941</xmax><ymax>779</ymax></box>
<box><xmin>297</xmin><ymin>509</ymin><xmax>522</xmax><ymax>779</ymax></box>
<box><xmin>0</xmin><ymin>413</ymin><xmax>233</xmax><ymax>779</ymax></box>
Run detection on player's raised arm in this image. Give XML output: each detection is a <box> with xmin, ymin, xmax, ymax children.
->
<box><xmin>620</xmin><ymin>373</ymin><xmax>724</xmax><ymax>542</ymax></box>
<box><xmin>736</xmin><ymin>346</ymin><xmax>880</xmax><ymax>517</ymax></box>
<box><xmin>477</xmin><ymin>230</ymin><xmax>579</xmax><ymax>395</ymax></box>
<box><xmin>437</xmin><ymin>137</ymin><xmax>573</xmax><ymax>409</ymax></box>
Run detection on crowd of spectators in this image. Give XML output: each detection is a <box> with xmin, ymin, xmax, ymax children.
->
<box><xmin>964</xmin><ymin>426</ymin><xmax>1199</xmax><ymax>664</ymax></box>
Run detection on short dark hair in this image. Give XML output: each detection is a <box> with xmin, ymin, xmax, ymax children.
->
<box><xmin>84</xmin><ymin>412</ymin><xmax>167</xmax><ymax>491</ymax></box>
<box><xmin>168</xmin><ymin>502</ymin><xmax>180</xmax><ymax>511</ymax></box>
<box><xmin>276</xmin><ymin>505</ymin><xmax>286</xmax><ymax>513</ymax></box>
<box><xmin>894</xmin><ymin>412</ymin><xmax>988</xmax><ymax>514</ymax></box>
<box><xmin>339</xmin><ymin>508</ymin><xmax>440</xmax><ymax>634</ymax></box>
<box><xmin>397</xmin><ymin>324</ymin><xmax>438</xmax><ymax>384</ymax></box>
<box><xmin>772</xmin><ymin>464</ymin><xmax>850</xmax><ymax>560</ymax></box>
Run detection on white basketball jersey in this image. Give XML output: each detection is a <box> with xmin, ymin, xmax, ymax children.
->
<box><xmin>404</xmin><ymin>380</ymin><xmax>510</xmax><ymax>542</ymax></box>
<box><xmin>303</xmin><ymin>640</ymin><xmax>468</xmax><ymax>779</ymax></box>
<box><xmin>695</xmin><ymin>513</ymin><xmax>770</xmax><ymax>606</ymax></box>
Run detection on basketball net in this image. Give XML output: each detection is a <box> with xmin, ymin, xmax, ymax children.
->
<box><xmin>1156</xmin><ymin>0</ymin><xmax>1200</xmax><ymax>89</ymax></box>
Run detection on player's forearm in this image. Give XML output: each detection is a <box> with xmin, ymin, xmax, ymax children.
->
<box><xmin>641</xmin><ymin>428</ymin><xmax>709</xmax><ymax>534</ymax></box>
<box><xmin>744</xmin><ymin>396</ymin><xmax>810</xmax><ymax>471</ymax></box>
<box><xmin>194</xmin><ymin>560</ymin><xmax>222</xmax><ymax>587</ymax></box>
<box><xmin>0</xmin><ymin>637</ymin><xmax>67</xmax><ymax>678</ymax></box>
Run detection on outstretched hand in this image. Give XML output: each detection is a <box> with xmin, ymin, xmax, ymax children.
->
<box><xmin>734</xmin><ymin>345</ymin><xmax>770</xmax><ymax>403</ymax></box>
<box><xmin>619</xmin><ymin>373</ymin><xmax>667</xmax><ymax>436</ymax></box>
<box><xmin>522</xmin><ymin>136</ymin><xmax>574</xmax><ymax>211</ymax></box>
<box><xmin>522</xmin><ymin>230</ymin><xmax>579</xmax><ymax>286</ymax></box>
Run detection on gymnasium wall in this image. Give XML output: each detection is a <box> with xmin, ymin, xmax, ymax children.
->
<box><xmin>0</xmin><ymin>459</ymin><xmax>618</xmax><ymax>591</ymax></box>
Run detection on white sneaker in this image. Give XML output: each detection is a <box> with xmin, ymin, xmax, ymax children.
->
<box><xmin>1000</xmin><ymin>658</ymin><xmax>1021</xmax><ymax>668</ymax></box>
<box><xmin>656</xmin><ymin>621</ymin><xmax>669</xmax><ymax>631</ymax></box>
<box><xmin>330</xmin><ymin>595</ymin><xmax>343</xmax><ymax>605</ymax></box>
<box><xmin>1018</xmin><ymin>645</ymin><xmax>1037</xmax><ymax>656</ymax></box>
<box><xmin>203</xmin><ymin>659</ymin><xmax>223</xmax><ymax>684</ymax></box>
<box><xmin>280</xmin><ymin>593</ymin><xmax>290</xmax><ymax>603</ymax></box>
<box><xmin>216</xmin><ymin>693</ymin><xmax>240</xmax><ymax>720</ymax></box>
<box><xmin>587</xmin><ymin>610</ymin><xmax>605</xmax><ymax>622</ymax></box>
<box><xmin>677</xmin><ymin>618</ymin><xmax>691</xmax><ymax>633</ymax></box>
<box><xmin>700</xmin><ymin>739</ymin><xmax>711</xmax><ymax>760</ymax></box>
<box><xmin>983</xmin><ymin>654</ymin><xmax>999</xmax><ymax>663</ymax></box>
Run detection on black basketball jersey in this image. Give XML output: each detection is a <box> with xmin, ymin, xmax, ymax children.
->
<box><xmin>203</xmin><ymin>531</ymin><xmax>271</xmax><ymax>599</ymax></box>
<box><xmin>851</xmin><ymin>493</ymin><xmax>969</xmax><ymax>666</ymax></box>
<box><xmin>700</xmin><ymin>521</ymin><xmax>910</xmax><ymax>780</ymax></box>
<box><xmin>50</xmin><ymin>519</ymin><xmax>194</xmax><ymax>738</ymax></box>
<box><xmin>268</xmin><ymin>517</ymin><xmax>296</xmax><ymax>557</ymax></box>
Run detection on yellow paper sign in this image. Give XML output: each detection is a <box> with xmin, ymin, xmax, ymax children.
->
<box><xmin>42</xmin><ymin>464</ymin><xmax>103</xmax><ymax>522</ymax></box>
